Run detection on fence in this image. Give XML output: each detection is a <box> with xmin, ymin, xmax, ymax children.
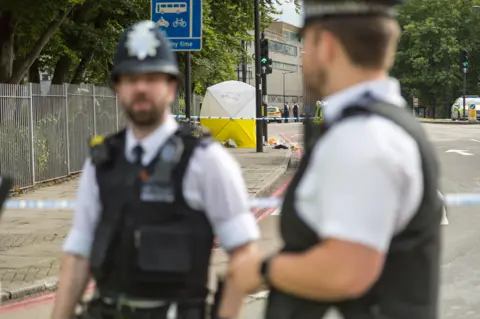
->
<box><xmin>0</xmin><ymin>83</ymin><xmax>202</xmax><ymax>189</ymax></box>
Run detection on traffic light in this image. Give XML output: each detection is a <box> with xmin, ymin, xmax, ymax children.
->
<box><xmin>260</xmin><ymin>39</ymin><xmax>273</xmax><ymax>74</ymax></box>
<box><xmin>266</xmin><ymin>58</ymin><xmax>273</xmax><ymax>74</ymax></box>
<box><xmin>260</xmin><ymin>39</ymin><xmax>269</xmax><ymax>64</ymax></box>
<box><xmin>461</xmin><ymin>49</ymin><xmax>469</xmax><ymax>69</ymax></box>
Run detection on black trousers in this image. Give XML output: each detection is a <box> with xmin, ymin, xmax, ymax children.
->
<box><xmin>79</xmin><ymin>298</ymin><xmax>206</xmax><ymax>319</ymax></box>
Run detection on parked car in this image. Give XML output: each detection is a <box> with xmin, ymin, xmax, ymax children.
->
<box><xmin>267</xmin><ymin>106</ymin><xmax>282</xmax><ymax>123</ymax></box>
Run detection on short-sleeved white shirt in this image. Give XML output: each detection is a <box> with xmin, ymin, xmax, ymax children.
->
<box><xmin>63</xmin><ymin>116</ymin><xmax>260</xmax><ymax>257</ymax></box>
<box><xmin>294</xmin><ymin>77</ymin><xmax>424</xmax><ymax>252</ymax></box>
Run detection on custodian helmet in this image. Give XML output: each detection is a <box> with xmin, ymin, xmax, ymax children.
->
<box><xmin>110</xmin><ymin>20</ymin><xmax>180</xmax><ymax>84</ymax></box>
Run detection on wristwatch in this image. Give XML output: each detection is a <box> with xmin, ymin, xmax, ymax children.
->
<box><xmin>260</xmin><ymin>256</ymin><xmax>274</xmax><ymax>287</ymax></box>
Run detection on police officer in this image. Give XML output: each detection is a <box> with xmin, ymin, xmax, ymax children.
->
<box><xmin>292</xmin><ymin>103</ymin><xmax>299</xmax><ymax>122</ymax></box>
<box><xmin>283</xmin><ymin>103</ymin><xmax>290</xmax><ymax>123</ymax></box>
<box><xmin>229</xmin><ymin>1</ymin><xmax>443</xmax><ymax>318</ymax></box>
<box><xmin>52</xmin><ymin>20</ymin><xmax>260</xmax><ymax>319</ymax></box>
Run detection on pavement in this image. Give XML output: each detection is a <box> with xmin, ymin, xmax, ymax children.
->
<box><xmin>418</xmin><ymin>118</ymin><xmax>480</xmax><ymax>124</ymax></box>
<box><xmin>0</xmin><ymin>144</ymin><xmax>291</xmax><ymax>302</ymax></box>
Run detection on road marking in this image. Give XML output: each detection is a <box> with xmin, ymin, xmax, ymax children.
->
<box><xmin>471</xmin><ymin>139</ymin><xmax>480</xmax><ymax>143</ymax></box>
<box><xmin>438</xmin><ymin>191</ymin><xmax>449</xmax><ymax>226</ymax></box>
<box><xmin>271</xmin><ymin>209</ymin><xmax>281</xmax><ymax>215</ymax></box>
<box><xmin>446</xmin><ymin>149</ymin><xmax>473</xmax><ymax>156</ymax></box>
<box><xmin>441</xmin><ymin>206</ymin><xmax>449</xmax><ymax>225</ymax></box>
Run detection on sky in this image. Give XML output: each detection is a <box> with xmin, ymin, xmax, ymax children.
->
<box><xmin>274</xmin><ymin>1</ymin><xmax>303</xmax><ymax>27</ymax></box>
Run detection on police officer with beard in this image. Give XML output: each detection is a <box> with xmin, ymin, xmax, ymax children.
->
<box><xmin>52</xmin><ymin>20</ymin><xmax>260</xmax><ymax>319</ymax></box>
<box><xmin>229</xmin><ymin>1</ymin><xmax>443</xmax><ymax>318</ymax></box>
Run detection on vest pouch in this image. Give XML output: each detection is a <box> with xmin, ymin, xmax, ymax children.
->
<box><xmin>136</xmin><ymin>224</ymin><xmax>192</xmax><ymax>273</ymax></box>
<box><xmin>90</xmin><ymin>223</ymin><xmax>115</xmax><ymax>272</ymax></box>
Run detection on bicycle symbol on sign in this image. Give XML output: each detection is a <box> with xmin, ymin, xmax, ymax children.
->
<box><xmin>173</xmin><ymin>18</ymin><xmax>187</xmax><ymax>27</ymax></box>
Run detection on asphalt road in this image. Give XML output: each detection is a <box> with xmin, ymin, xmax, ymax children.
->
<box><xmin>3</xmin><ymin>122</ymin><xmax>480</xmax><ymax>319</ymax></box>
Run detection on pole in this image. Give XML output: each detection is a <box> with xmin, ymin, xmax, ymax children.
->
<box><xmin>283</xmin><ymin>73</ymin><xmax>286</xmax><ymax>105</ymax></box>
<box><xmin>262</xmin><ymin>72</ymin><xmax>268</xmax><ymax>143</ymax></box>
<box><xmin>241</xmin><ymin>40</ymin><xmax>247</xmax><ymax>83</ymax></box>
<box><xmin>261</xmin><ymin>31</ymin><xmax>268</xmax><ymax>143</ymax></box>
<box><xmin>254</xmin><ymin>0</ymin><xmax>263</xmax><ymax>152</ymax></box>
<box><xmin>185</xmin><ymin>52</ymin><xmax>192</xmax><ymax>120</ymax></box>
<box><xmin>463</xmin><ymin>68</ymin><xmax>467</xmax><ymax>120</ymax></box>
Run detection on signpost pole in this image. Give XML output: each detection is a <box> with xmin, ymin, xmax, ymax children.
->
<box><xmin>254</xmin><ymin>0</ymin><xmax>263</xmax><ymax>152</ymax></box>
<box><xmin>185</xmin><ymin>52</ymin><xmax>191</xmax><ymax>120</ymax></box>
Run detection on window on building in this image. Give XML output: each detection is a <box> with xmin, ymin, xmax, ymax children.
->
<box><xmin>269</xmin><ymin>40</ymin><xmax>297</xmax><ymax>56</ymax></box>
<box><xmin>269</xmin><ymin>95</ymin><xmax>300</xmax><ymax>104</ymax></box>
<box><xmin>283</xmin><ymin>30</ymin><xmax>300</xmax><ymax>42</ymax></box>
<box><xmin>272</xmin><ymin>61</ymin><xmax>298</xmax><ymax>72</ymax></box>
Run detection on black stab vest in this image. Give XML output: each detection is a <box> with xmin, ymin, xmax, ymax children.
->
<box><xmin>266</xmin><ymin>101</ymin><xmax>442</xmax><ymax>319</ymax></box>
<box><xmin>89</xmin><ymin>128</ymin><xmax>214</xmax><ymax>300</ymax></box>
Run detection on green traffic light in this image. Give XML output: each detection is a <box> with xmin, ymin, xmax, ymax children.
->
<box><xmin>261</xmin><ymin>58</ymin><xmax>267</xmax><ymax>64</ymax></box>
<box><xmin>463</xmin><ymin>62</ymin><xmax>468</xmax><ymax>67</ymax></box>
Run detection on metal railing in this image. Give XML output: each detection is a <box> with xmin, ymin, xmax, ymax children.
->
<box><xmin>0</xmin><ymin>83</ymin><xmax>201</xmax><ymax>189</ymax></box>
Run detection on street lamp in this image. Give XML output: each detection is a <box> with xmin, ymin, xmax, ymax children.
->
<box><xmin>283</xmin><ymin>71</ymin><xmax>294</xmax><ymax>105</ymax></box>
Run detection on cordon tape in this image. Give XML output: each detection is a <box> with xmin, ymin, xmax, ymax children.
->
<box><xmin>172</xmin><ymin>115</ymin><xmax>308</xmax><ymax>121</ymax></box>
<box><xmin>4</xmin><ymin>194</ymin><xmax>480</xmax><ymax>209</ymax></box>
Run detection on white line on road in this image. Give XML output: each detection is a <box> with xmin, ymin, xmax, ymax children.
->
<box><xmin>446</xmin><ymin>149</ymin><xmax>473</xmax><ymax>156</ymax></box>
<box><xmin>471</xmin><ymin>139</ymin><xmax>480</xmax><ymax>143</ymax></box>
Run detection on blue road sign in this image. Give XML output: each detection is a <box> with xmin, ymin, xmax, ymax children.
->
<box><xmin>471</xmin><ymin>104</ymin><xmax>476</xmax><ymax>110</ymax></box>
<box><xmin>151</xmin><ymin>0</ymin><xmax>202</xmax><ymax>51</ymax></box>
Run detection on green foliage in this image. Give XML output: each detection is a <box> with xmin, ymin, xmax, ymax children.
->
<box><xmin>0</xmin><ymin>0</ymin><xmax>300</xmax><ymax>94</ymax></box>
<box><xmin>392</xmin><ymin>0</ymin><xmax>480</xmax><ymax>117</ymax></box>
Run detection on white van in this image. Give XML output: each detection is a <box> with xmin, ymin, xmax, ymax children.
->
<box><xmin>451</xmin><ymin>96</ymin><xmax>480</xmax><ymax>120</ymax></box>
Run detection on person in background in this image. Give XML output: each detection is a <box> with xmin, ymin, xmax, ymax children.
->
<box><xmin>283</xmin><ymin>103</ymin><xmax>290</xmax><ymax>123</ymax></box>
<box><xmin>293</xmin><ymin>103</ymin><xmax>299</xmax><ymax>122</ymax></box>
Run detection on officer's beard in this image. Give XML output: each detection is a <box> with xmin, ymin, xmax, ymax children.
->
<box><xmin>124</xmin><ymin>97</ymin><xmax>166</xmax><ymax>127</ymax></box>
<box><xmin>306</xmin><ymin>66</ymin><xmax>327</xmax><ymax>100</ymax></box>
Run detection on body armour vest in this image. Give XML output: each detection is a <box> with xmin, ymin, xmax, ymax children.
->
<box><xmin>89</xmin><ymin>128</ymin><xmax>214</xmax><ymax>300</ymax></box>
<box><xmin>266</xmin><ymin>101</ymin><xmax>442</xmax><ymax>319</ymax></box>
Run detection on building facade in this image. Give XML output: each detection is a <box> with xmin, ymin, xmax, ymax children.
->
<box><xmin>240</xmin><ymin>22</ymin><xmax>306</xmax><ymax>109</ymax></box>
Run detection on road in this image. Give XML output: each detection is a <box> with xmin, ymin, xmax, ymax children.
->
<box><xmin>3</xmin><ymin>122</ymin><xmax>480</xmax><ymax>318</ymax></box>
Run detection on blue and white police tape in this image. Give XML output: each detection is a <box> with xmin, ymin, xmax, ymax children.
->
<box><xmin>4</xmin><ymin>194</ymin><xmax>480</xmax><ymax>209</ymax></box>
<box><xmin>172</xmin><ymin>115</ymin><xmax>307</xmax><ymax>121</ymax></box>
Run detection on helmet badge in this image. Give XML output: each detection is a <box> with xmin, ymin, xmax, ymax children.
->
<box><xmin>126</xmin><ymin>21</ymin><xmax>161</xmax><ymax>60</ymax></box>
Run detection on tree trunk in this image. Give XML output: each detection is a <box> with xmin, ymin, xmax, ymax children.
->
<box><xmin>51</xmin><ymin>55</ymin><xmax>73</xmax><ymax>84</ymax></box>
<box><xmin>71</xmin><ymin>50</ymin><xmax>95</xmax><ymax>84</ymax></box>
<box><xmin>28</xmin><ymin>58</ymin><xmax>40</xmax><ymax>83</ymax></box>
<box><xmin>8</xmin><ymin>6</ymin><xmax>73</xmax><ymax>84</ymax></box>
<box><xmin>0</xmin><ymin>12</ymin><xmax>15</xmax><ymax>83</ymax></box>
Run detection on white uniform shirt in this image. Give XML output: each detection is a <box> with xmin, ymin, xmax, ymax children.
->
<box><xmin>63</xmin><ymin>117</ymin><xmax>260</xmax><ymax>258</ymax></box>
<box><xmin>295</xmin><ymin>77</ymin><xmax>424</xmax><ymax>252</ymax></box>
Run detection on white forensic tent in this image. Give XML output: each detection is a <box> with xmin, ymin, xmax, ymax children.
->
<box><xmin>200</xmin><ymin>81</ymin><xmax>256</xmax><ymax>148</ymax></box>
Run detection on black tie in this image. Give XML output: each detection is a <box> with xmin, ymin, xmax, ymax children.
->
<box><xmin>133</xmin><ymin>145</ymin><xmax>144</xmax><ymax>166</ymax></box>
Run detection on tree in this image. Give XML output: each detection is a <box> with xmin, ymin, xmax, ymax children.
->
<box><xmin>0</xmin><ymin>0</ymin><xmax>300</xmax><ymax>92</ymax></box>
<box><xmin>0</xmin><ymin>0</ymin><xmax>83</xmax><ymax>83</ymax></box>
<box><xmin>392</xmin><ymin>0</ymin><xmax>480</xmax><ymax>117</ymax></box>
